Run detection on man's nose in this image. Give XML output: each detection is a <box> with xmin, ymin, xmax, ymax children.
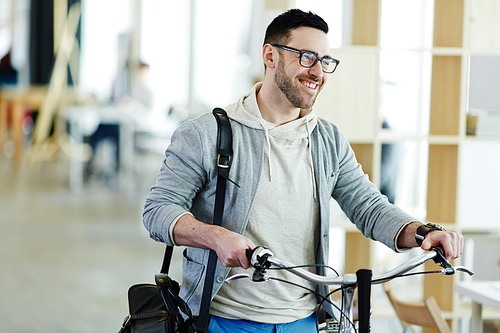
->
<box><xmin>308</xmin><ymin>61</ymin><xmax>324</xmax><ymax>78</ymax></box>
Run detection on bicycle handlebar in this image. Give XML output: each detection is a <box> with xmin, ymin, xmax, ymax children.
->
<box><xmin>232</xmin><ymin>246</ymin><xmax>474</xmax><ymax>287</ymax></box>
<box><xmin>229</xmin><ymin>247</ymin><xmax>474</xmax><ymax>333</ymax></box>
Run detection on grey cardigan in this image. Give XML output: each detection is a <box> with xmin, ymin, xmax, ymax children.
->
<box><xmin>143</xmin><ymin>112</ymin><xmax>414</xmax><ymax>316</ymax></box>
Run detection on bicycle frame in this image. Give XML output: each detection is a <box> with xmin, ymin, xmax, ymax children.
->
<box><xmin>226</xmin><ymin>247</ymin><xmax>474</xmax><ymax>333</ymax></box>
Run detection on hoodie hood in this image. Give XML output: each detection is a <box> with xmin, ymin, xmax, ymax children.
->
<box><xmin>225</xmin><ymin>83</ymin><xmax>318</xmax><ymax>200</ymax></box>
<box><xmin>226</xmin><ymin>83</ymin><xmax>316</xmax><ymax>130</ymax></box>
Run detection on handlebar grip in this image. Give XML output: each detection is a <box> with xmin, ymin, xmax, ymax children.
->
<box><xmin>432</xmin><ymin>247</ymin><xmax>447</xmax><ymax>262</ymax></box>
<box><xmin>246</xmin><ymin>246</ymin><xmax>274</xmax><ymax>268</ymax></box>
<box><xmin>246</xmin><ymin>248</ymin><xmax>254</xmax><ymax>263</ymax></box>
<box><xmin>357</xmin><ymin>269</ymin><xmax>372</xmax><ymax>333</ymax></box>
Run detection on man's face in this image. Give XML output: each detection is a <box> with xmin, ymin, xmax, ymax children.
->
<box><xmin>273</xmin><ymin>27</ymin><xmax>330</xmax><ymax>109</ymax></box>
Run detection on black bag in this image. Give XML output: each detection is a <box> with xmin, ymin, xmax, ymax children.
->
<box><xmin>119</xmin><ymin>108</ymin><xmax>232</xmax><ymax>333</ymax></box>
<box><xmin>118</xmin><ymin>246</ymin><xmax>196</xmax><ymax>333</ymax></box>
<box><xmin>119</xmin><ymin>284</ymin><xmax>176</xmax><ymax>333</ymax></box>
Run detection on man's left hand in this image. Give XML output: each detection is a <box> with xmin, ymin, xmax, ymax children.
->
<box><xmin>421</xmin><ymin>230</ymin><xmax>463</xmax><ymax>260</ymax></box>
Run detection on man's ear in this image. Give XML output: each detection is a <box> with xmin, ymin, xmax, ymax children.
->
<box><xmin>262</xmin><ymin>44</ymin><xmax>277</xmax><ymax>70</ymax></box>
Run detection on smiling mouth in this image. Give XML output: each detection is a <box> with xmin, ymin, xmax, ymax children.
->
<box><xmin>299</xmin><ymin>79</ymin><xmax>319</xmax><ymax>90</ymax></box>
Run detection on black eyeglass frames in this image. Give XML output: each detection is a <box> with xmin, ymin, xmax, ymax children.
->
<box><xmin>272</xmin><ymin>44</ymin><xmax>340</xmax><ymax>74</ymax></box>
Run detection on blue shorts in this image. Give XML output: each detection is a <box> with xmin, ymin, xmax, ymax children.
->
<box><xmin>207</xmin><ymin>312</ymin><xmax>318</xmax><ymax>333</ymax></box>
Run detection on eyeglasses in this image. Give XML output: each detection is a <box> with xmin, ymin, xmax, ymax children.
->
<box><xmin>272</xmin><ymin>44</ymin><xmax>340</xmax><ymax>74</ymax></box>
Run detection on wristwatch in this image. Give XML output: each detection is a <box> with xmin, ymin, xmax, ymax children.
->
<box><xmin>415</xmin><ymin>223</ymin><xmax>446</xmax><ymax>246</ymax></box>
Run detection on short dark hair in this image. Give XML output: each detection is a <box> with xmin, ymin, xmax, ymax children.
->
<box><xmin>263</xmin><ymin>9</ymin><xmax>329</xmax><ymax>46</ymax></box>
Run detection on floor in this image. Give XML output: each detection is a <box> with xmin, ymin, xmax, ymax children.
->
<box><xmin>0</xmin><ymin>151</ymin><xmax>186</xmax><ymax>332</ymax></box>
<box><xmin>1</xmin><ymin>149</ymin><xmax>488</xmax><ymax>332</ymax></box>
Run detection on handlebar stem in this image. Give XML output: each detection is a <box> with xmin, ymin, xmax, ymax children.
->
<box><xmin>342</xmin><ymin>284</ymin><xmax>356</xmax><ymax>331</ymax></box>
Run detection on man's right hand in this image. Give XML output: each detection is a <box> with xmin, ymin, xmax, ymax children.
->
<box><xmin>173</xmin><ymin>214</ymin><xmax>255</xmax><ymax>269</ymax></box>
<box><xmin>212</xmin><ymin>227</ymin><xmax>255</xmax><ymax>269</ymax></box>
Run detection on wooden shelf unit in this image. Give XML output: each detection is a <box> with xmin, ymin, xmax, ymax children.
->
<box><xmin>312</xmin><ymin>0</ymin><xmax>500</xmax><ymax>331</ymax></box>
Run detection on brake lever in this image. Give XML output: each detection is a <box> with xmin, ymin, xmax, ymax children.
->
<box><xmin>455</xmin><ymin>266</ymin><xmax>474</xmax><ymax>276</ymax></box>
<box><xmin>225</xmin><ymin>274</ymin><xmax>251</xmax><ymax>283</ymax></box>
<box><xmin>225</xmin><ymin>269</ymin><xmax>272</xmax><ymax>284</ymax></box>
<box><xmin>432</xmin><ymin>248</ymin><xmax>456</xmax><ymax>275</ymax></box>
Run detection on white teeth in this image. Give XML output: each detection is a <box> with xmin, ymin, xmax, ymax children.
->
<box><xmin>301</xmin><ymin>81</ymin><xmax>317</xmax><ymax>89</ymax></box>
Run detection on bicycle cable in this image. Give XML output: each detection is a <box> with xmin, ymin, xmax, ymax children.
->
<box><xmin>374</xmin><ymin>269</ymin><xmax>444</xmax><ymax>282</ymax></box>
<box><xmin>266</xmin><ymin>264</ymin><xmax>340</xmax><ymax>277</ymax></box>
<box><xmin>261</xmin><ymin>277</ymin><xmax>357</xmax><ymax>333</ymax></box>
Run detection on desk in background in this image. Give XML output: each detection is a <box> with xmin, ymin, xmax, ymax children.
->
<box><xmin>456</xmin><ymin>281</ymin><xmax>500</xmax><ymax>333</ymax></box>
<box><xmin>62</xmin><ymin>104</ymin><xmax>136</xmax><ymax>193</ymax></box>
<box><xmin>0</xmin><ymin>86</ymin><xmax>47</xmax><ymax>164</ymax></box>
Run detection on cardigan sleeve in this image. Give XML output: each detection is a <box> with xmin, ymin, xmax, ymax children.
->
<box><xmin>142</xmin><ymin>119</ymin><xmax>209</xmax><ymax>246</ymax></box>
<box><xmin>330</xmin><ymin>128</ymin><xmax>416</xmax><ymax>251</ymax></box>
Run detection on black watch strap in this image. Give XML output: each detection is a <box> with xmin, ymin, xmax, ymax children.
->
<box><xmin>415</xmin><ymin>223</ymin><xmax>446</xmax><ymax>246</ymax></box>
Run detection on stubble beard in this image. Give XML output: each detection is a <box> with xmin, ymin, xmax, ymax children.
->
<box><xmin>274</xmin><ymin>58</ymin><xmax>322</xmax><ymax>110</ymax></box>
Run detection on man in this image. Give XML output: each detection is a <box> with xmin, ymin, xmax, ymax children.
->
<box><xmin>143</xmin><ymin>9</ymin><xmax>463</xmax><ymax>332</ymax></box>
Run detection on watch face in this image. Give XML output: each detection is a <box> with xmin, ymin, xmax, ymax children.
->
<box><xmin>426</xmin><ymin>223</ymin><xmax>446</xmax><ymax>231</ymax></box>
<box><xmin>434</xmin><ymin>224</ymin><xmax>445</xmax><ymax>231</ymax></box>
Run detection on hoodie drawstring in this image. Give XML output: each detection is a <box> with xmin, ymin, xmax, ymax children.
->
<box><xmin>263</xmin><ymin>126</ymin><xmax>273</xmax><ymax>181</ymax></box>
<box><xmin>261</xmin><ymin>116</ymin><xmax>317</xmax><ymax>200</ymax></box>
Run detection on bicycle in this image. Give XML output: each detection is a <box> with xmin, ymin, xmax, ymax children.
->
<box><xmin>225</xmin><ymin>246</ymin><xmax>474</xmax><ymax>333</ymax></box>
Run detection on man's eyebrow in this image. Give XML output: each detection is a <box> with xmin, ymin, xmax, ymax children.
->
<box><xmin>303</xmin><ymin>48</ymin><xmax>332</xmax><ymax>58</ymax></box>
<box><xmin>286</xmin><ymin>44</ymin><xmax>332</xmax><ymax>58</ymax></box>
<box><xmin>309</xmin><ymin>49</ymin><xmax>334</xmax><ymax>59</ymax></box>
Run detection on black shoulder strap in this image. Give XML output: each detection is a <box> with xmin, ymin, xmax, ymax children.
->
<box><xmin>160</xmin><ymin>245</ymin><xmax>174</xmax><ymax>274</ymax></box>
<box><xmin>196</xmin><ymin>108</ymin><xmax>233</xmax><ymax>333</ymax></box>
<box><xmin>159</xmin><ymin>108</ymin><xmax>232</xmax><ymax>332</ymax></box>
<box><xmin>213</xmin><ymin>107</ymin><xmax>233</xmax><ymax>179</ymax></box>
<box><xmin>196</xmin><ymin>108</ymin><xmax>232</xmax><ymax>332</ymax></box>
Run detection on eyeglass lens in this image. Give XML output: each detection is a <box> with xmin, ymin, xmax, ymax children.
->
<box><xmin>300</xmin><ymin>51</ymin><xmax>337</xmax><ymax>73</ymax></box>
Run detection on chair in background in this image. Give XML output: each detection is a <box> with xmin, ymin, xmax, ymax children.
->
<box><xmin>383</xmin><ymin>282</ymin><xmax>451</xmax><ymax>333</ymax></box>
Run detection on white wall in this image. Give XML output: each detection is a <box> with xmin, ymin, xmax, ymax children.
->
<box><xmin>458</xmin><ymin>140</ymin><xmax>500</xmax><ymax>229</ymax></box>
<box><xmin>79</xmin><ymin>0</ymin><xmax>133</xmax><ymax>101</ymax></box>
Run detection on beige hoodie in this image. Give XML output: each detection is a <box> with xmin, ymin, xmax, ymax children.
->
<box><xmin>210</xmin><ymin>83</ymin><xmax>321</xmax><ymax>323</ymax></box>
